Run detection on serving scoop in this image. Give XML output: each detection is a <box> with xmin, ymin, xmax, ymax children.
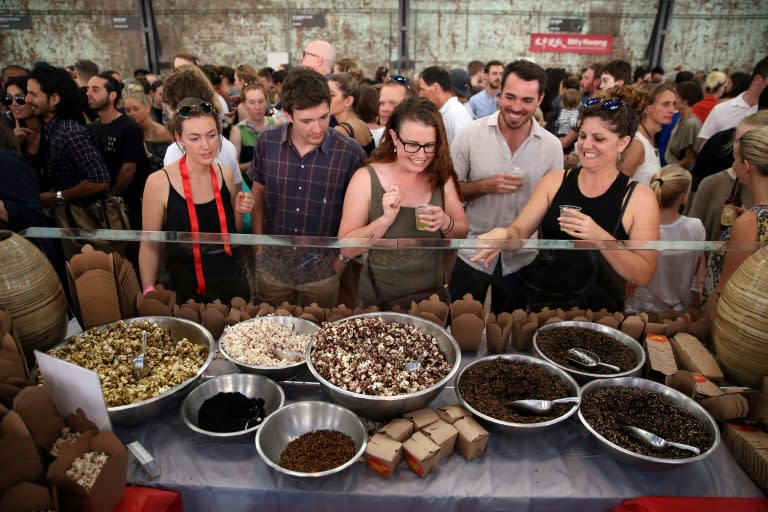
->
<box><xmin>271</xmin><ymin>347</ymin><xmax>305</xmax><ymax>363</ymax></box>
<box><xmin>623</xmin><ymin>425</ymin><xmax>701</xmax><ymax>456</ymax></box>
<box><xmin>566</xmin><ymin>347</ymin><xmax>621</xmax><ymax>373</ymax></box>
<box><xmin>404</xmin><ymin>352</ymin><xmax>428</xmax><ymax>372</ymax></box>
<box><xmin>509</xmin><ymin>396</ymin><xmax>580</xmax><ymax>415</ymax></box>
<box><xmin>132</xmin><ymin>330</ymin><xmax>150</xmax><ymax>379</ymax></box>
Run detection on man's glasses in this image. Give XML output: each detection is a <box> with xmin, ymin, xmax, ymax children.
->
<box><xmin>388</xmin><ymin>75</ymin><xmax>412</xmax><ymax>91</ymax></box>
<box><xmin>584</xmin><ymin>96</ymin><xmax>625</xmax><ymax>112</ymax></box>
<box><xmin>302</xmin><ymin>50</ymin><xmax>321</xmax><ymax>60</ymax></box>
<box><xmin>395</xmin><ymin>133</ymin><xmax>437</xmax><ymax>154</ymax></box>
<box><xmin>176</xmin><ymin>101</ymin><xmax>214</xmax><ymax>118</ymax></box>
<box><xmin>2</xmin><ymin>95</ymin><xmax>26</xmax><ymax>106</ymax></box>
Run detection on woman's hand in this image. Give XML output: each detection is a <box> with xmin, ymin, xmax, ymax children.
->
<box><xmin>470</xmin><ymin>227</ymin><xmax>510</xmax><ymax>268</ymax></box>
<box><xmin>418</xmin><ymin>204</ymin><xmax>446</xmax><ymax>233</ymax></box>
<box><xmin>234</xmin><ymin>191</ymin><xmax>253</xmax><ymax>215</ymax></box>
<box><xmin>382</xmin><ymin>185</ymin><xmax>401</xmax><ymax>221</ymax></box>
<box><xmin>558</xmin><ymin>209</ymin><xmax>608</xmax><ymax>241</ymax></box>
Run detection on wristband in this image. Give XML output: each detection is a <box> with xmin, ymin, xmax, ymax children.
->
<box><xmin>142</xmin><ymin>285</ymin><xmax>156</xmax><ymax>296</ymax></box>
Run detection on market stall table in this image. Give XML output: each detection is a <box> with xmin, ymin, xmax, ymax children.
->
<box><xmin>115</xmin><ymin>363</ymin><xmax>765</xmax><ymax>512</ymax></box>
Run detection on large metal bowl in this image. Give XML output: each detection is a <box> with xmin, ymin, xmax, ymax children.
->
<box><xmin>455</xmin><ymin>354</ymin><xmax>580</xmax><ymax>432</ymax></box>
<box><xmin>255</xmin><ymin>401</ymin><xmax>367</xmax><ymax>478</ymax></box>
<box><xmin>48</xmin><ymin>316</ymin><xmax>215</xmax><ymax>426</ymax></box>
<box><xmin>306</xmin><ymin>312</ymin><xmax>461</xmax><ymax>419</ymax></box>
<box><xmin>578</xmin><ymin>377</ymin><xmax>720</xmax><ymax>469</ymax></box>
<box><xmin>533</xmin><ymin>321</ymin><xmax>646</xmax><ymax>384</ymax></box>
<box><xmin>218</xmin><ymin>316</ymin><xmax>319</xmax><ymax>381</ymax></box>
<box><xmin>181</xmin><ymin>373</ymin><xmax>285</xmax><ymax>438</ymax></box>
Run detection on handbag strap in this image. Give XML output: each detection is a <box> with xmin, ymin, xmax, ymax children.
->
<box><xmin>611</xmin><ymin>180</ymin><xmax>638</xmax><ymax>237</ymax></box>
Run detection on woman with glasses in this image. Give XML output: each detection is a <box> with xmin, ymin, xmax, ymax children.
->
<box><xmin>329</xmin><ymin>73</ymin><xmax>375</xmax><ymax>155</ymax></box>
<box><xmin>473</xmin><ymin>94</ymin><xmax>660</xmax><ymax>311</ymax></box>
<box><xmin>4</xmin><ymin>76</ymin><xmax>44</xmax><ymax>179</ymax></box>
<box><xmin>229</xmin><ymin>82</ymin><xmax>276</xmax><ymax>177</ymax></box>
<box><xmin>338</xmin><ymin>97</ymin><xmax>468</xmax><ymax>307</ymax></box>
<box><xmin>139</xmin><ymin>97</ymin><xmax>251</xmax><ymax>305</ymax></box>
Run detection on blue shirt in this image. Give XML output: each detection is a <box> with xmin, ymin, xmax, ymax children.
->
<box><xmin>469</xmin><ymin>89</ymin><xmax>498</xmax><ymax>119</ymax></box>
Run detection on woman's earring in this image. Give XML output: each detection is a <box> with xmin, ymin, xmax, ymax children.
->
<box><xmin>394</xmin><ymin>147</ymin><xmax>397</xmax><ymax>153</ymax></box>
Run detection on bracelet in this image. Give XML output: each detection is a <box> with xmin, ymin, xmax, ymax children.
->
<box><xmin>142</xmin><ymin>285</ymin><xmax>156</xmax><ymax>296</ymax></box>
<box><xmin>440</xmin><ymin>215</ymin><xmax>455</xmax><ymax>234</ymax></box>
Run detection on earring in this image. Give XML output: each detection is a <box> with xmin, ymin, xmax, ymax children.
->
<box><xmin>394</xmin><ymin>147</ymin><xmax>397</xmax><ymax>153</ymax></box>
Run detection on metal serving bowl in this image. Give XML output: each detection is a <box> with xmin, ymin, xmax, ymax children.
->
<box><xmin>47</xmin><ymin>316</ymin><xmax>215</xmax><ymax>426</ymax></box>
<box><xmin>455</xmin><ymin>354</ymin><xmax>580</xmax><ymax>432</ymax></box>
<box><xmin>306</xmin><ymin>312</ymin><xmax>461</xmax><ymax>419</ymax></box>
<box><xmin>255</xmin><ymin>401</ymin><xmax>367</xmax><ymax>478</ymax></box>
<box><xmin>218</xmin><ymin>316</ymin><xmax>320</xmax><ymax>381</ymax></box>
<box><xmin>533</xmin><ymin>321</ymin><xmax>646</xmax><ymax>384</ymax></box>
<box><xmin>578</xmin><ymin>377</ymin><xmax>720</xmax><ymax>469</ymax></box>
<box><xmin>181</xmin><ymin>373</ymin><xmax>285</xmax><ymax>438</ymax></box>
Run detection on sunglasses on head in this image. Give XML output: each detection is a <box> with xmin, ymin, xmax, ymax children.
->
<box><xmin>2</xmin><ymin>95</ymin><xmax>26</xmax><ymax>106</ymax></box>
<box><xmin>584</xmin><ymin>96</ymin><xmax>625</xmax><ymax>111</ymax></box>
<box><xmin>388</xmin><ymin>75</ymin><xmax>411</xmax><ymax>91</ymax></box>
<box><xmin>176</xmin><ymin>101</ymin><xmax>215</xmax><ymax>118</ymax></box>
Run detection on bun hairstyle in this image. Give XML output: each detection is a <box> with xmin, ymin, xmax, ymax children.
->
<box><xmin>649</xmin><ymin>164</ymin><xmax>691</xmax><ymax>208</ymax></box>
<box><xmin>704</xmin><ymin>71</ymin><xmax>727</xmax><ymax>93</ymax></box>
<box><xmin>167</xmin><ymin>96</ymin><xmax>221</xmax><ymax>137</ymax></box>
<box><xmin>578</xmin><ymin>84</ymin><xmax>644</xmax><ymax>139</ymax></box>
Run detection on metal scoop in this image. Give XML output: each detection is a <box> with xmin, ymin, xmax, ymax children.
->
<box><xmin>404</xmin><ymin>352</ymin><xmax>428</xmax><ymax>372</ymax></box>
<box><xmin>132</xmin><ymin>330</ymin><xmax>149</xmax><ymax>379</ymax></box>
<box><xmin>623</xmin><ymin>425</ymin><xmax>701</xmax><ymax>456</ymax></box>
<box><xmin>566</xmin><ymin>347</ymin><xmax>621</xmax><ymax>373</ymax></box>
<box><xmin>271</xmin><ymin>347</ymin><xmax>305</xmax><ymax>363</ymax></box>
<box><xmin>509</xmin><ymin>396</ymin><xmax>580</xmax><ymax>415</ymax></box>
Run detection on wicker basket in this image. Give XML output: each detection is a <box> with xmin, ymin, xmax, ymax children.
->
<box><xmin>713</xmin><ymin>245</ymin><xmax>768</xmax><ymax>387</ymax></box>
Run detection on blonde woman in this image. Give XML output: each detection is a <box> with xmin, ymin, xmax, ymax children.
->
<box><xmin>124</xmin><ymin>89</ymin><xmax>173</xmax><ymax>172</ymax></box>
<box><xmin>692</xmin><ymin>71</ymin><xmax>727</xmax><ymax>123</ymax></box>
<box><xmin>626</xmin><ymin>165</ymin><xmax>704</xmax><ymax>313</ymax></box>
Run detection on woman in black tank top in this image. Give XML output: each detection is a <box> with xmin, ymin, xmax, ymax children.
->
<box><xmin>473</xmin><ymin>96</ymin><xmax>660</xmax><ymax>311</ymax></box>
<box><xmin>138</xmin><ymin>97</ymin><xmax>251</xmax><ymax>304</ymax></box>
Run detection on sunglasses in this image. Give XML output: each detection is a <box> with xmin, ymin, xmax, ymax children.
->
<box><xmin>584</xmin><ymin>96</ymin><xmax>625</xmax><ymax>111</ymax></box>
<box><xmin>176</xmin><ymin>101</ymin><xmax>215</xmax><ymax>118</ymax></box>
<box><xmin>395</xmin><ymin>133</ymin><xmax>437</xmax><ymax>154</ymax></box>
<box><xmin>388</xmin><ymin>75</ymin><xmax>412</xmax><ymax>91</ymax></box>
<box><xmin>2</xmin><ymin>95</ymin><xmax>26</xmax><ymax>106</ymax></box>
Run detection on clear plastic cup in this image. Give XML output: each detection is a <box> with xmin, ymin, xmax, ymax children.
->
<box><xmin>559</xmin><ymin>205</ymin><xmax>582</xmax><ymax>231</ymax></box>
<box><xmin>415</xmin><ymin>204</ymin><xmax>431</xmax><ymax>231</ymax></box>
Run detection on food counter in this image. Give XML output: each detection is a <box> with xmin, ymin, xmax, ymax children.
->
<box><xmin>115</xmin><ymin>364</ymin><xmax>765</xmax><ymax>512</ymax></box>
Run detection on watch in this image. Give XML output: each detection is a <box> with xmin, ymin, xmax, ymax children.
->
<box><xmin>338</xmin><ymin>253</ymin><xmax>351</xmax><ymax>265</ymax></box>
<box><xmin>55</xmin><ymin>190</ymin><xmax>65</xmax><ymax>206</ymax></box>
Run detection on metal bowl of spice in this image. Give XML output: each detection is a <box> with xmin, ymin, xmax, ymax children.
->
<box><xmin>455</xmin><ymin>354</ymin><xmax>580</xmax><ymax>432</ymax></box>
<box><xmin>218</xmin><ymin>315</ymin><xmax>320</xmax><ymax>381</ymax></box>
<box><xmin>255</xmin><ymin>401</ymin><xmax>367</xmax><ymax>477</ymax></box>
<box><xmin>533</xmin><ymin>321</ymin><xmax>645</xmax><ymax>384</ymax></box>
<box><xmin>578</xmin><ymin>377</ymin><xmax>720</xmax><ymax>469</ymax></box>
<box><xmin>44</xmin><ymin>316</ymin><xmax>215</xmax><ymax>425</ymax></box>
<box><xmin>181</xmin><ymin>373</ymin><xmax>285</xmax><ymax>438</ymax></box>
<box><xmin>307</xmin><ymin>312</ymin><xmax>461</xmax><ymax>419</ymax></box>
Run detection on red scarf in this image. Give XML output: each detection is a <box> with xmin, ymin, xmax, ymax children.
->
<box><xmin>178</xmin><ymin>155</ymin><xmax>232</xmax><ymax>295</ymax></box>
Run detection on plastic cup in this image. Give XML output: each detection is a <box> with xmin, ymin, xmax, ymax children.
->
<box><xmin>559</xmin><ymin>205</ymin><xmax>582</xmax><ymax>231</ymax></box>
<box><xmin>415</xmin><ymin>204</ymin><xmax>431</xmax><ymax>231</ymax></box>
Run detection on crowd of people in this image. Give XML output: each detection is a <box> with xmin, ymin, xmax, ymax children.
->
<box><xmin>2</xmin><ymin>42</ymin><xmax>767</xmax><ymax>317</ymax></box>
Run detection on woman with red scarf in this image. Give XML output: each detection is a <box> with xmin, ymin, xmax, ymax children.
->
<box><xmin>139</xmin><ymin>97</ymin><xmax>251</xmax><ymax>304</ymax></box>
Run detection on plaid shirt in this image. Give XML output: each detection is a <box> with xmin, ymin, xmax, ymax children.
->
<box><xmin>45</xmin><ymin>116</ymin><xmax>110</xmax><ymax>191</ymax></box>
<box><xmin>248</xmin><ymin>123</ymin><xmax>366</xmax><ymax>282</ymax></box>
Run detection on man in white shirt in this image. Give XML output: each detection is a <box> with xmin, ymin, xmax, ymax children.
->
<box><xmin>697</xmin><ymin>56</ymin><xmax>768</xmax><ymax>148</ymax></box>
<box><xmin>418</xmin><ymin>66</ymin><xmax>472</xmax><ymax>144</ymax></box>
<box><xmin>449</xmin><ymin>60</ymin><xmax>563</xmax><ymax>313</ymax></box>
<box><xmin>469</xmin><ymin>60</ymin><xmax>504</xmax><ymax>119</ymax></box>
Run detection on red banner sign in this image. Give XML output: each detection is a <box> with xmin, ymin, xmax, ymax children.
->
<box><xmin>529</xmin><ymin>33</ymin><xmax>612</xmax><ymax>55</ymax></box>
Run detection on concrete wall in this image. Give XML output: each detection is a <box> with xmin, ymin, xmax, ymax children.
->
<box><xmin>1</xmin><ymin>1</ymin><xmax>766</xmax><ymax>77</ymax></box>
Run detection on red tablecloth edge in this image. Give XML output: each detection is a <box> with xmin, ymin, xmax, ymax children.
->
<box><xmin>113</xmin><ymin>486</ymin><xmax>183</xmax><ymax>512</ymax></box>
<box><xmin>611</xmin><ymin>496</ymin><xmax>768</xmax><ymax>512</ymax></box>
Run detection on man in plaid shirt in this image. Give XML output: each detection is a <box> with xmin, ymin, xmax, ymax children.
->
<box><xmin>248</xmin><ymin>67</ymin><xmax>366</xmax><ymax>307</ymax></box>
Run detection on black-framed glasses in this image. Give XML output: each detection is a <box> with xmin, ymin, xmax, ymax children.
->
<box><xmin>302</xmin><ymin>50</ymin><xmax>321</xmax><ymax>60</ymax></box>
<box><xmin>584</xmin><ymin>96</ymin><xmax>625</xmax><ymax>112</ymax></box>
<box><xmin>388</xmin><ymin>75</ymin><xmax>411</xmax><ymax>91</ymax></box>
<box><xmin>2</xmin><ymin>95</ymin><xmax>26</xmax><ymax>106</ymax></box>
<box><xmin>395</xmin><ymin>133</ymin><xmax>437</xmax><ymax>154</ymax></box>
<box><xmin>176</xmin><ymin>101</ymin><xmax>214</xmax><ymax>118</ymax></box>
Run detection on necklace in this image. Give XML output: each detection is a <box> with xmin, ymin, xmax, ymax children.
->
<box><xmin>639</xmin><ymin>123</ymin><xmax>657</xmax><ymax>147</ymax></box>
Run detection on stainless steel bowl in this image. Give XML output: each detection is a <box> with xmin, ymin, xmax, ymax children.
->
<box><xmin>218</xmin><ymin>316</ymin><xmax>320</xmax><ymax>381</ymax></box>
<box><xmin>50</xmin><ymin>316</ymin><xmax>215</xmax><ymax>426</ymax></box>
<box><xmin>181</xmin><ymin>373</ymin><xmax>285</xmax><ymax>438</ymax></box>
<box><xmin>578</xmin><ymin>377</ymin><xmax>720</xmax><ymax>469</ymax></box>
<box><xmin>533</xmin><ymin>321</ymin><xmax>646</xmax><ymax>384</ymax></box>
<box><xmin>306</xmin><ymin>312</ymin><xmax>461</xmax><ymax>419</ymax></box>
<box><xmin>255</xmin><ymin>401</ymin><xmax>367</xmax><ymax>478</ymax></box>
<box><xmin>455</xmin><ymin>354</ymin><xmax>580</xmax><ymax>432</ymax></box>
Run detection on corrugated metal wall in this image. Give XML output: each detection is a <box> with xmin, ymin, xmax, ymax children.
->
<box><xmin>1</xmin><ymin>1</ymin><xmax>766</xmax><ymax>76</ymax></box>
